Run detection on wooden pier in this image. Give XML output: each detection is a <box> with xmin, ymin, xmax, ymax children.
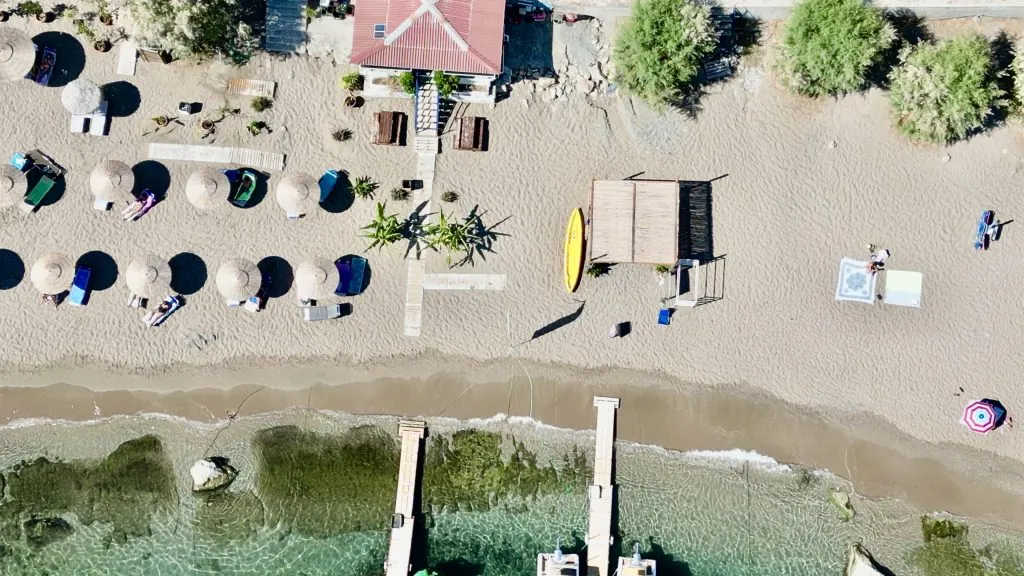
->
<box><xmin>586</xmin><ymin>397</ymin><xmax>620</xmax><ymax>576</ymax></box>
<box><xmin>384</xmin><ymin>420</ymin><xmax>426</xmax><ymax>576</ymax></box>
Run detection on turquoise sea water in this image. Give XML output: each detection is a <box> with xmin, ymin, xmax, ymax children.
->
<box><xmin>0</xmin><ymin>409</ymin><xmax>1021</xmax><ymax>576</ymax></box>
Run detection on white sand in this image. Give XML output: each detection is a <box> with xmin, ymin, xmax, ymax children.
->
<box><xmin>1</xmin><ymin>15</ymin><xmax>1024</xmax><ymax>499</ymax></box>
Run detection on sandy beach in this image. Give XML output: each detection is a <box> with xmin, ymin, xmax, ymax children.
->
<box><xmin>3</xmin><ymin>9</ymin><xmax>1024</xmax><ymax>538</ymax></box>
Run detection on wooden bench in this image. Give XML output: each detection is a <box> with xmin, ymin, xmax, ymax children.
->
<box><xmin>454</xmin><ymin>116</ymin><xmax>487</xmax><ymax>151</ymax></box>
<box><xmin>374</xmin><ymin>111</ymin><xmax>405</xmax><ymax>146</ymax></box>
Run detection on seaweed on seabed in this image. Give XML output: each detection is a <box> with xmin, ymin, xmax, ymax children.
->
<box><xmin>421</xmin><ymin>430</ymin><xmax>592</xmax><ymax>513</ymax></box>
<box><xmin>193</xmin><ymin>489</ymin><xmax>265</xmax><ymax>542</ymax></box>
<box><xmin>253</xmin><ymin>425</ymin><xmax>399</xmax><ymax>537</ymax></box>
<box><xmin>0</xmin><ymin>435</ymin><xmax>175</xmax><ymax>542</ymax></box>
<box><xmin>910</xmin><ymin>515</ymin><xmax>1024</xmax><ymax>576</ymax></box>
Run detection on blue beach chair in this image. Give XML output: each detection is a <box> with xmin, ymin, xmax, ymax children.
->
<box><xmin>658</xmin><ymin>308</ymin><xmax>672</xmax><ymax>325</ymax></box>
<box><xmin>975</xmin><ymin>210</ymin><xmax>995</xmax><ymax>251</ymax></box>
<box><xmin>319</xmin><ymin>169</ymin><xmax>339</xmax><ymax>203</ymax></box>
<box><xmin>68</xmin><ymin>267</ymin><xmax>91</xmax><ymax>306</ymax></box>
<box><xmin>334</xmin><ymin>256</ymin><xmax>366</xmax><ymax>296</ymax></box>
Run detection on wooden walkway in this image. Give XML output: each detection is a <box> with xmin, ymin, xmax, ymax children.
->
<box><xmin>403</xmin><ymin>148</ymin><xmax>436</xmax><ymax>337</ymax></box>
<box><xmin>148</xmin><ymin>143</ymin><xmax>286</xmax><ymax>171</ymax></box>
<box><xmin>422</xmin><ymin>274</ymin><xmax>507</xmax><ymax>291</ymax></box>
<box><xmin>226</xmin><ymin>78</ymin><xmax>277</xmax><ymax>99</ymax></box>
<box><xmin>587</xmin><ymin>397</ymin><xmax>620</xmax><ymax>576</ymax></box>
<box><xmin>384</xmin><ymin>420</ymin><xmax>426</xmax><ymax>576</ymax></box>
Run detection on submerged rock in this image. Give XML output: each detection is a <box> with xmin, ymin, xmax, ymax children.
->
<box><xmin>190</xmin><ymin>458</ymin><xmax>238</xmax><ymax>492</ymax></box>
<box><xmin>24</xmin><ymin>517</ymin><xmax>73</xmax><ymax>549</ymax></box>
<box><xmin>829</xmin><ymin>489</ymin><xmax>855</xmax><ymax>521</ymax></box>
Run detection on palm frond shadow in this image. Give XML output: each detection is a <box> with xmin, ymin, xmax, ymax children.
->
<box><xmin>454</xmin><ymin>206</ymin><xmax>511</xmax><ymax>268</ymax></box>
<box><xmin>402</xmin><ymin>201</ymin><xmax>431</xmax><ymax>259</ymax></box>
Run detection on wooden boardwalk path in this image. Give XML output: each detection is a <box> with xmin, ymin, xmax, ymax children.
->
<box><xmin>586</xmin><ymin>397</ymin><xmax>620</xmax><ymax>576</ymax></box>
<box><xmin>384</xmin><ymin>420</ymin><xmax>426</xmax><ymax>576</ymax></box>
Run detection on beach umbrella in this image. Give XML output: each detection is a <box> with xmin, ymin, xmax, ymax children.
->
<box><xmin>962</xmin><ymin>399</ymin><xmax>1007</xmax><ymax>434</ymax></box>
<box><xmin>0</xmin><ymin>164</ymin><xmax>27</xmax><ymax>208</ymax></box>
<box><xmin>30</xmin><ymin>252</ymin><xmax>73</xmax><ymax>294</ymax></box>
<box><xmin>89</xmin><ymin>160</ymin><xmax>135</xmax><ymax>201</ymax></box>
<box><xmin>275</xmin><ymin>172</ymin><xmax>318</xmax><ymax>216</ymax></box>
<box><xmin>186</xmin><ymin>168</ymin><xmax>230</xmax><ymax>210</ymax></box>
<box><xmin>126</xmin><ymin>254</ymin><xmax>172</xmax><ymax>299</ymax></box>
<box><xmin>216</xmin><ymin>258</ymin><xmax>261</xmax><ymax>301</ymax></box>
<box><xmin>61</xmin><ymin>78</ymin><xmax>102</xmax><ymax>115</ymax></box>
<box><xmin>0</xmin><ymin>28</ymin><xmax>35</xmax><ymax>82</ymax></box>
<box><xmin>294</xmin><ymin>258</ymin><xmax>340</xmax><ymax>300</ymax></box>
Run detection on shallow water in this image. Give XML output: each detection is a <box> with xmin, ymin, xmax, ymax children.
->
<box><xmin>0</xmin><ymin>409</ymin><xmax>1021</xmax><ymax>576</ymax></box>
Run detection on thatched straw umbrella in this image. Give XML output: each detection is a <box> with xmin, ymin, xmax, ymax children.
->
<box><xmin>275</xmin><ymin>172</ymin><xmax>318</xmax><ymax>217</ymax></box>
<box><xmin>30</xmin><ymin>252</ymin><xmax>74</xmax><ymax>294</ymax></box>
<box><xmin>0</xmin><ymin>28</ymin><xmax>35</xmax><ymax>82</ymax></box>
<box><xmin>0</xmin><ymin>164</ymin><xmax>27</xmax><ymax>208</ymax></box>
<box><xmin>186</xmin><ymin>168</ymin><xmax>229</xmax><ymax>210</ymax></box>
<box><xmin>89</xmin><ymin>160</ymin><xmax>135</xmax><ymax>202</ymax></box>
<box><xmin>216</xmin><ymin>258</ymin><xmax>261</xmax><ymax>301</ymax></box>
<box><xmin>126</xmin><ymin>254</ymin><xmax>172</xmax><ymax>299</ymax></box>
<box><xmin>61</xmin><ymin>78</ymin><xmax>103</xmax><ymax>115</ymax></box>
<box><xmin>294</xmin><ymin>258</ymin><xmax>340</xmax><ymax>300</ymax></box>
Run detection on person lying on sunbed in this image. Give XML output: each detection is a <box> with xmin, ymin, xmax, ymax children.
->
<box><xmin>141</xmin><ymin>301</ymin><xmax>172</xmax><ymax>324</ymax></box>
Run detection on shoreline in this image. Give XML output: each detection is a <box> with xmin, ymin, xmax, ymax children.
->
<box><xmin>2</xmin><ymin>354</ymin><xmax>1024</xmax><ymax>530</ymax></box>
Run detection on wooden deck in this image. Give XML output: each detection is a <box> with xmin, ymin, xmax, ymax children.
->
<box><xmin>384</xmin><ymin>420</ymin><xmax>426</xmax><ymax>576</ymax></box>
<box><xmin>586</xmin><ymin>396</ymin><xmax>620</xmax><ymax>576</ymax></box>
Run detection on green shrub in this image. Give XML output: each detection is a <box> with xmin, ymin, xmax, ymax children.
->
<box><xmin>1013</xmin><ymin>47</ymin><xmax>1024</xmax><ymax>113</ymax></box>
<box><xmin>432</xmin><ymin>70</ymin><xmax>460</xmax><ymax>97</ymax></box>
<box><xmin>390</xmin><ymin>188</ymin><xmax>410</xmax><ymax>201</ymax></box>
<box><xmin>613</xmin><ymin>0</ymin><xmax>717</xmax><ymax>106</ymax></box>
<box><xmin>586</xmin><ymin>263</ymin><xmax>610</xmax><ymax>278</ymax></box>
<box><xmin>778</xmin><ymin>0</ymin><xmax>894</xmax><ymax>96</ymax></box>
<box><xmin>352</xmin><ymin>176</ymin><xmax>379</xmax><ymax>200</ymax></box>
<box><xmin>14</xmin><ymin>1</ymin><xmax>43</xmax><ymax>16</ymax></box>
<box><xmin>340</xmin><ymin>71</ymin><xmax>363</xmax><ymax>91</ymax></box>
<box><xmin>250</xmin><ymin>96</ymin><xmax>273</xmax><ymax>112</ymax></box>
<box><xmin>440</xmin><ymin>190</ymin><xmax>458</xmax><ymax>203</ymax></box>
<box><xmin>398</xmin><ymin>71</ymin><xmax>415</xmax><ymax>95</ymax></box>
<box><xmin>889</xmin><ymin>34</ymin><xmax>1003</xmax><ymax>143</ymax></box>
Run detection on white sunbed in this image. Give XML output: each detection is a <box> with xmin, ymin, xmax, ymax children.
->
<box><xmin>303</xmin><ymin>304</ymin><xmax>343</xmax><ymax>322</ymax></box>
<box><xmin>71</xmin><ymin>114</ymin><xmax>89</xmax><ymax>133</ymax></box>
<box><xmin>882</xmin><ymin>270</ymin><xmax>923</xmax><ymax>308</ymax></box>
<box><xmin>89</xmin><ymin>101</ymin><xmax>108</xmax><ymax>136</ymax></box>
<box><xmin>117</xmin><ymin>42</ymin><xmax>137</xmax><ymax>76</ymax></box>
<box><xmin>94</xmin><ymin>198</ymin><xmax>110</xmax><ymax>211</ymax></box>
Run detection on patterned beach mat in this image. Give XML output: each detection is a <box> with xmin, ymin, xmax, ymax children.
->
<box><xmin>226</xmin><ymin>79</ymin><xmax>277</xmax><ymax>99</ymax></box>
<box><xmin>148</xmin><ymin>143</ymin><xmax>285</xmax><ymax>171</ymax></box>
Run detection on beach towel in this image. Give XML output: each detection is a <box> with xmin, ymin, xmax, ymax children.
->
<box><xmin>835</xmin><ymin>258</ymin><xmax>876</xmax><ymax>304</ymax></box>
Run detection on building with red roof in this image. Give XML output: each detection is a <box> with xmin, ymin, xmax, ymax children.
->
<box><xmin>351</xmin><ymin>0</ymin><xmax>507</xmax><ymax>93</ymax></box>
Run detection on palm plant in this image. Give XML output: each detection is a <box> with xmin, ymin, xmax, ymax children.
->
<box><xmin>361</xmin><ymin>202</ymin><xmax>403</xmax><ymax>251</ymax></box>
<box><xmin>352</xmin><ymin>176</ymin><xmax>379</xmax><ymax>200</ymax></box>
<box><xmin>422</xmin><ymin>210</ymin><xmax>480</xmax><ymax>266</ymax></box>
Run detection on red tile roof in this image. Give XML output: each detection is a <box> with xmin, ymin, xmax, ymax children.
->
<box><xmin>351</xmin><ymin>0</ymin><xmax>505</xmax><ymax>75</ymax></box>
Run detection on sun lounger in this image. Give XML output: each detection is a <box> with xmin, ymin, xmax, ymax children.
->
<box><xmin>94</xmin><ymin>198</ymin><xmax>111</xmax><ymax>211</ymax></box>
<box><xmin>127</xmin><ymin>294</ymin><xmax>147</xmax><ymax>308</ymax></box>
<box><xmin>68</xmin><ymin>267</ymin><xmax>91</xmax><ymax>306</ymax></box>
<box><xmin>30</xmin><ymin>46</ymin><xmax>56</xmax><ymax>86</ymax></box>
<box><xmin>116</xmin><ymin>41</ymin><xmax>137</xmax><ymax>76</ymax></box>
<box><xmin>89</xmin><ymin>101</ymin><xmax>108</xmax><ymax>136</ymax></box>
<box><xmin>334</xmin><ymin>256</ymin><xmax>367</xmax><ymax>296</ymax></box>
<box><xmin>287</xmin><ymin>212</ymin><xmax>301</xmax><ymax>219</ymax></box>
<box><xmin>143</xmin><ymin>295</ymin><xmax>181</xmax><ymax>327</ymax></box>
<box><xmin>19</xmin><ymin>174</ymin><xmax>56</xmax><ymax>213</ymax></box>
<box><xmin>658</xmin><ymin>308</ymin><xmax>672</xmax><ymax>325</ymax></box>
<box><xmin>71</xmin><ymin>114</ymin><xmax>89</xmax><ymax>133</ymax></box>
<box><xmin>303</xmin><ymin>304</ymin><xmax>343</xmax><ymax>322</ymax></box>
<box><xmin>319</xmin><ymin>169</ymin><xmax>338</xmax><ymax>203</ymax></box>
<box><xmin>230</xmin><ymin>170</ymin><xmax>257</xmax><ymax>207</ymax></box>
<box><xmin>9</xmin><ymin>153</ymin><xmax>29</xmax><ymax>171</ymax></box>
<box><xmin>975</xmin><ymin>210</ymin><xmax>995</xmax><ymax>251</ymax></box>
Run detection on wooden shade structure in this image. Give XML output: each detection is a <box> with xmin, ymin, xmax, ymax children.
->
<box><xmin>588</xmin><ymin>180</ymin><xmax>679</xmax><ymax>265</ymax></box>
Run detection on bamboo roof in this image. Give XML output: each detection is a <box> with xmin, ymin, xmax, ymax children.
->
<box><xmin>589</xmin><ymin>180</ymin><xmax>679</xmax><ymax>264</ymax></box>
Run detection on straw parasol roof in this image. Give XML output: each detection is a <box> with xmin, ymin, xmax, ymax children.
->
<box><xmin>186</xmin><ymin>169</ymin><xmax>230</xmax><ymax>210</ymax></box>
<box><xmin>294</xmin><ymin>258</ymin><xmax>340</xmax><ymax>300</ymax></box>
<box><xmin>30</xmin><ymin>252</ymin><xmax>74</xmax><ymax>294</ymax></box>
<box><xmin>90</xmin><ymin>160</ymin><xmax>135</xmax><ymax>201</ymax></box>
<box><xmin>126</xmin><ymin>254</ymin><xmax>172</xmax><ymax>299</ymax></box>
<box><xmin>216</xmin><ymin>258</ymin><xmax>261</xmax><ymax>301</ymax></box>
<box><xmin>0</xmin><ymin>28</ymin><xmax>35</xmax><ymax>82</ymax></box>
<box><xmin>61</xmin><ymin>78</ymin><xmax>102</xmax><ymax>115</ymax></box>
<box><xmin>0</xmin><ymin>164</ymin><xmax>27</xmax><ymax>208</ymax></box>
<box><xmin>275</xmin><ymin>172</ymin><xmax>318</xmax><ymax>216</ymax></box>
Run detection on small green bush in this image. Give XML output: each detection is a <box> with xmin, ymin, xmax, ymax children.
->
<box><xmin>250</xmin><ymin>96</ymin><xmax>273</xmax><ymax>112</ymax></box>
<box><xmin>889</xmin><ymin>33</ymin><xmax>1003</xmax><ymax>143</ymax></box>
<box><xmin>14</xmin><ymin>1</ymin><xmax>43</xmax><ymax>16</ymax></box>
<box><xmin>440</xmin><ymin>190</ymin><xmax>458</xmax><ymax>203</ymax></box>
<box><xmin>390</xmin><ymin>188</ymin><xmax>410</xmax><ymax>201</ymax></box>
<box><xmin>778</xmin><ymin>0</ymin><xmax>894</xmax><ymax>96</ymax></box>
<box><xmin>331</xmin><ymin>128</ymin><xmax>352</xmax><ymax>142</ymax></box>
<box><xmin>340</xmin><ymin>72</ymin><xmax>363</xmax><ymax>91</ymax></box>
<box><xmin>1013</xmin><ymin>48</ymin><xmax>1024</xmax><ymax>113</ymax></box>
<box><xmin>352</xmin><ymin>176</ymin><xmax>379</xmax><ymax>200</ymax></box>
<box><xmin>586</xmin><ymin>263</ymin><xmax>610</xmax><ymax>278</ymax></box>
<box><xmin>432</xmin><ymin>70</ymin><xmax>460</xmax><ymax>97</ymax></box>
<box><xmin>654</xmin><ymin>264</ymin><xmax>671</xmax><ymax>274</ymax></box>
<box><xmin>613</xmin><ymin>0</ymin><xmax>717</xmax><ymax>106</ymax></box>
<box><xmin>398</xmin><ymin>72</ymin><xmax>415</xmax><ymax>95</ymax></box>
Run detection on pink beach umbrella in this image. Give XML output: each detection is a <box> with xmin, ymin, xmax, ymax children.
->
<box><xmin>962</xmin><ymin>399</ymin><xmax>1006</xmax><ymax>434</ymax></box>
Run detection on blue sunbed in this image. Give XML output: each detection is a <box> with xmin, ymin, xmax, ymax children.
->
<box><xmin>9</xmin><ymin>152</ymin><xmax>29</xmax><ymax>171</ymax></box>
<box><xmin>334</xmin><ymin>256</ymin><xmax>366</xmax><ymax>296</ymax></box>
<box><xmin>975</xmin><ymin>210</ymin><xmax>995</xmax><ymax>251</ymax></box>
<box><xmin>319</xmin><ymin>169</ymin><xmax>339</xmax><ymax>203</ymax></box>
<box><xmin>658</xmin><ymin>308</ymin><xmax>672</xmax><ymax>325</ymax></box>
<box><xmin>68</xmin><ymin>267</ymin><xmax>91</xmax><ymax>306</ymax></box>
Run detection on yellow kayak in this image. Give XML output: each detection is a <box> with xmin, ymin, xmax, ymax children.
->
<box><xmin>564</xmin><ymin>208</ymin><xmax>584</xmax><ymax>293</ymax></box>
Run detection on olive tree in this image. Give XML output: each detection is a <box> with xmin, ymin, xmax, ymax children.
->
<box><xmin>127</xmin><ymin>0</ymin><xmax>256</xmax><ymax>62</ymax></box>
<box><xmin>778</xmin><ymin>0</ymin><xmax>894</xmax><ymax>96</ymax></box>
<box><xmin>889</xmin><ymin>34</ymin><xmax>1003</xmax><ymax>143</ymax></box>
<box><xmin>613</xmin><ymin>0</ymin><xmax>718</xmax><ymax>106</ymax></box>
